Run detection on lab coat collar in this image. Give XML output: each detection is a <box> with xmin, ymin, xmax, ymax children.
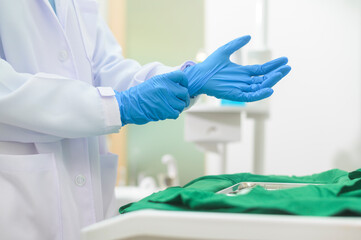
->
<box><xmin>40</xmin><ymin>0</ymin><xmax>70</xmax><ymax>30</ymax></box>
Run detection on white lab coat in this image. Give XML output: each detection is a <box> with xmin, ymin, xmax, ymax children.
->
<box><xmin>0</xmin><ymin>0</ymin><xmax>178</xmax><ymax>239</ymax></box>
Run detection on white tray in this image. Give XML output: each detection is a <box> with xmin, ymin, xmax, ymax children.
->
<box><xmin>81</xmin><ymin>210</ymin><xmax>361</xmax><ymax>240</ymax></box>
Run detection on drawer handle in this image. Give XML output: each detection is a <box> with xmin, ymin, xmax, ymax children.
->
<box><xmin>206</xmin><ymin>126</ymin><xmax>217</xmax><ymax>135</ymax></box>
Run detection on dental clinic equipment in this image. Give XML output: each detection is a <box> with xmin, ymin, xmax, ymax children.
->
<box><xmin>184</xmin><ymin>0</ymin><xmax>282</xmax><ymax>176</ymax></box>
<box><xmin>185</xmin><ymin>104</ymin><xmax>269</xmax><ymax>174</ymax></box>
<box><xmin>161</xmin><ymin>154</ymin><xmax>179</xmax><ymax>187</ymax></box>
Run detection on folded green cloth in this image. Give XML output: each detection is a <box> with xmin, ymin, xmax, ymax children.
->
<box><xmin>119</xmin><ymin>169</ymin><xmax>361</xmax><ymax>216</ymax></box>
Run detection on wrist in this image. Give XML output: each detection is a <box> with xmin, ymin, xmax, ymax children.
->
<box><xmin>114</xmin><ymin>89</ymin><xmax>130</xmax><ymax>126</ymax></box>
<box><xmin>183</xmin><ymin>63</ymin><xmax>207</xmax><ymax>97</ymax></box>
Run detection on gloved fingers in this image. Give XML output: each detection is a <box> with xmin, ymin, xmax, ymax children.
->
<box><xmin>271</xmin><ymin>64</ymin><xmax>292</xmax><ymax>76</ymax></box>
<box><xmin>151</xmin><ymin>99</ymin><xmax>181</xmax><ymax>121</ymax></box>
<box><xmin>168</xmin><ymin>109</ymin><xmax>181</xmax><ymax>120</ymax></box>
<box><xmin>163</xmin><ymin>85</ymin><xmax>188</xmax><ymax>112</ymax></box>
<box><xmin>261</xmin><ymin>65</ymin><xmax>291</xmax><ymax>88</ymax></box>
<box><xmin>175</xmin><ymin>88</ymin><xmax>190</xmax><ymax>107</ymax></box>
<box><xmin>221</xmin><ymin>35</ymin><xmax>251</xmax><ymax>56</ymax></box>
<box><xmin>244</xmin><ymin>57</ymin><xmax>288</xmax><ymax>76</ymax></box>
<box><xmin>185</xmin><ymin>94</ymin><xmax>190</xmax><ymax>108</ymax></box>
<box><xmin>228</xmin><ymin>76</ymin><xmax>264</xmax><ymax>93</ymax></box>
<box><xmin>167</xmin><ymin>81</ymin><xmax>190</xmax><ymax>107</ymax></box>
<box><xmin>211</xmin><ymin>35</ymin><xmax>251</xmax><ymax>60</ymax></box>
<box><xmin>165</xmin><ymin>70</ymin><xmax>188</xmax><ymax>88</ymax></box>
<box><xmin>250</xmin><ymin>76</ymin><xmax>265</xmax><ymax>84</ymax></box>
<box><xmin>215</xmin><ymin>62</ymin><xmax>251</xmax><ymax>76</ymax></box>
<box><xmin>241</xmin><ymin>88</ymin><xmax>274</xmax><ymax>102</ymax></box>
<box><xmin>241</xmin><ymin>65</ymin><xmax>290</xmax><ymax>92</ymax></box>
<box><xmin>167</xmin><ymin>97</ymin><xmax>185</xmax><ymax>115</ymax></box>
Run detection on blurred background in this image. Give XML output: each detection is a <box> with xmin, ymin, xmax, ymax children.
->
<box><xmin>97</xmin><ymin>0</ymin><xmax>361</xmax><ymax>192</ymax></box>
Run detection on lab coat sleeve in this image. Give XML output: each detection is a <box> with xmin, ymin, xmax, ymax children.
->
<box><xmin>91</xmin><ymin>18</ymin><xmax>185</xmax><ymax>91</ymax></box>
<box><xmin>91</xmin><ymin>18</ymin><xmax>199</xmax><ymax>107</ymax></box>
<box><xmin>0</xmin><ymin>58</ymin><xmax>122</xmax><ymax>141</ymax></box>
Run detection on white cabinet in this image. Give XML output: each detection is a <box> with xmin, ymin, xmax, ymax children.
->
<box><xmin>184</xmin><ymin>104</ymin><xmax>269</xmax><ymax>174</ymax></box>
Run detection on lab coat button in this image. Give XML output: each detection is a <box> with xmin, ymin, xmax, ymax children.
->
<box><xmin>58</xmin><ymin>50</ymin><xmax>69</xmax><ymax>62</ymax></box>
<box><xmin>75</xmin><ymin>175</ymin><xmax>86</xmax><ymax>187</ymax></box>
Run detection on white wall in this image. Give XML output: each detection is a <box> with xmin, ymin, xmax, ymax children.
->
<box><xmin>205</xmin><ymin>0</ymin><xmax>361</xmax><ymax>175</ymax></box>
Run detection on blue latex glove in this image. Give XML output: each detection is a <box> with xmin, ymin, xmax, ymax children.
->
<box><xmin>114</xmin><ymin>71</ymin><xmax>190</xmax><ymax>125</ymax></box>
<box><xmin>184</xmin><ymin>35</ymin><xmax>291</xmax><ymax>102</ymax></box>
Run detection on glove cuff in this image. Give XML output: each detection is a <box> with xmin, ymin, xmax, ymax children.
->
<box><xmin>183</xmin><ymin>63</ymin><xmax>210</xmax><ymax>97</ymax></box>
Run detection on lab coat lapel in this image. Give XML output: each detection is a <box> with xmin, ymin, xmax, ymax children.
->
<box><xmin>54</xmin><ymin>0</ymin><xmax>70</xmax><ymax>30</ymax></box>
<box><xmin>70</xmin><ymin>0</ymin><xmax>99</xmax><ymax>63</ymax></box>
<box><xmin>39</xmin><ymin>0</ymin><xmax>66</xmax><ymax>29</ymax></box>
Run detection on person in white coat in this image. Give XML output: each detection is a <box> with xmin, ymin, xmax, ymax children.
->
<box><xmin>0</xmin><ymin>0</ymin><xmax>291</xmax><ymax>239</ymax></box>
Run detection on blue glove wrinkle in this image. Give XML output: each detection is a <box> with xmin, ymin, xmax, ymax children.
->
<box><xmin>158</xmin><ymin>88</ymin><xmax>179</xmax><ymax>119</ymax></box>
<box><xmin>162</xmin><ymin>82</ymin><xmax>185</xmax><ymax>116</ymax></box>
<box><xmin>249</xmin><ymin>76</ymin><xmax>265</xmax><ymax>85</ymax></box>
<box><xmin>184</xmin><ymin>63</ymin><xmax>222</xmax><ymax>96</ymax></box>
<box><xmin>164</xmin><ymin>82</ymin><xmax>186</xmax><ymax>112</ymax></box>
<box><xmin>245</xmin><ymin>57</ymin><xmax>289</xmax><ymax>76</ymax></box>
<box><xmin>135</xmin><ymin>88</ymin><xmax>154</xmax><ymax>121</ymax></box>
<box><xmin>170</xmin><ymin>73</ymin><xmax>190</xmax><ymax>107</ymax></box>
<box><xmin>115</xmin><ymin>70</ymin><xmax>190</xmax><ymax>125</ymax></box>
<box><xmin>243</xmin><ymin>88</ymin><xmax>274</xmax><ymax>102</ymax></box>
<box><xmin>250</xmin><ymin>83</ymin><xmax>261</xmax><ymax>92</ymax></box>
<box><xmin>152</xmin><ymin>74</ymin><xmax>183</xmax><ymax>119</ymax></box>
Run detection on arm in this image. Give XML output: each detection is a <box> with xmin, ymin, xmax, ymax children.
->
<box><xmin>90</xmin><ymin>17</ymin><xmax>194</xmax><ymax>126</ymax></box>
<box><xmin>0</xmin><ymin>58</ymin><xmax>121</xmax><ymax>141</ymax></box>
<box><xmin>91</xmin><ymin>18</ymin><xmax>180</xmax><ymax>91</ymax></box>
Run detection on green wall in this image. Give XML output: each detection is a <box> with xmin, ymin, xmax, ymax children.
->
<box><xmin>125</xmin><ymin>0</ymin><xmax>205</xmax><ymax>185</ymax></box>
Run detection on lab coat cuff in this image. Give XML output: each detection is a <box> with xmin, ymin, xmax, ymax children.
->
<box><xmin>153</xmin><ymin>61</ymin><xmax>196</xmax><ymax>74</ymax></box>
<box><xmin>97</xmin><ymin>87</ymin><xmax>122</xmax><ymax>127</ymax></box>
<box><xmin>180</xmin><ymin>61</ymin><xmax>196</xmax><ymax>71</ymax></box>
<box><xmin>130</xmin><ymin>61</ymin><xmax>196</xmax><ymax>87</ymax></box>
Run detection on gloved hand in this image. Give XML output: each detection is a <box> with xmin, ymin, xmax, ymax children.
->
<box><xmin>183</xmin><ymin>35</ymin><xmax>291</xmax><ymax>102</ymax></box>
<box><xmin>114</xmin><ymin>70</ymin><xmax>190</xmax><ymax>125</ymax></box>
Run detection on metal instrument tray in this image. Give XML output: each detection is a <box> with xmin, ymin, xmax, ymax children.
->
<box><xmin>217</xmin><ymin>182</ymin><xmax>324</xmax><ymax>196</ymax></box>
